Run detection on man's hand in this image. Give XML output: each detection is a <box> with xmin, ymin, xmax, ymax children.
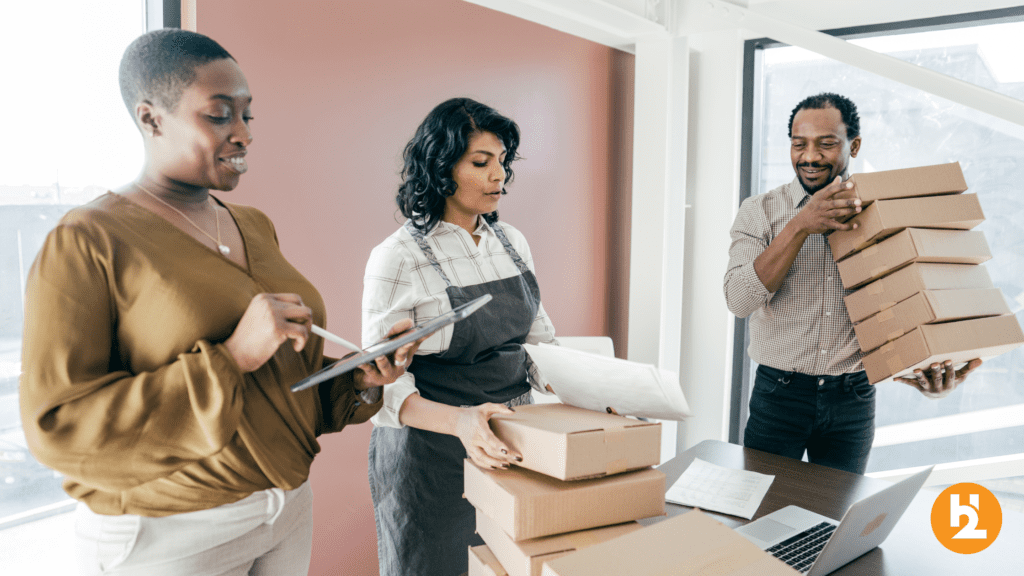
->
<box><xmin>792</xmin><ymin>176</ymin><xmax>862</xmax><ymax>235</ymax></box>
<box><xmin>894</xmin><ymin>358</ymin><xmax>982</xmax><ymax>399</ymax></box>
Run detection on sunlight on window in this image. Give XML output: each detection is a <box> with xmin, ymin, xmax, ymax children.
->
<box><xmin>0</xmin><ymin>0</ymin><xmax>143</xmax><ymax>199</ymax></box>
<box><xmin>0</xmin><ymin>0</ymin><xmax>144</xmax><ymax>530</ymax></box>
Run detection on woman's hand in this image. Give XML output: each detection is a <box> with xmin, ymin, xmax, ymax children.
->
<box><xmin>352</xmin><ymin>318</ymin><xmax>427</xmax><ymax>390</ymax></box>
<box><xmin>455</xmin><ymin>403</ymin><xmax>522</xmax><ymax>470</ymax></box>
<box><xmin>224</xmin><ymin>293</ymin><xmax>312</xmax><ymax>373</ymax></box>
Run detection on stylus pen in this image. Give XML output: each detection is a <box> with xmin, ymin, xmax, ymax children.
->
<box><xmin>311</xmin><ymin>324</ymin><xmax>363</xmax><ymax>353</ymax></box>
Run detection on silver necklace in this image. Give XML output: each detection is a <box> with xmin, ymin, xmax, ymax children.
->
<box><xmin>136</xmin><ymin>183</ymin><xmax>230</xmax><ymax>256</ymax></box>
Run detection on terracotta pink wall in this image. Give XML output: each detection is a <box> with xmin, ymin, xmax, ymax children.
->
<box><xmin>197</xmin><ymin>1</ymin><xmax>633</xmax><ymax>574</ymax></box>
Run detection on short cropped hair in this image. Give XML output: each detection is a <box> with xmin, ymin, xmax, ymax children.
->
<box><xmin>396</xmin><ymin>98</ymin><xmax>521</xmax><ymax>233</ymax></box>
<box><xmin>119</xmin><ymin>29</ymin><xmax>234</xmax><ymax>117</ymax></box>
<box><xmin>787</xmin><ymin>92</ymin><xmax>860</xmax><ymax>140</ymax></box>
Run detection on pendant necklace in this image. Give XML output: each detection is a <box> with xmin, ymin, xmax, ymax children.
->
<box><xmin>136</xmin><ymin>183</ymin><xmax>231</xmax><ymax>256</ymax></box>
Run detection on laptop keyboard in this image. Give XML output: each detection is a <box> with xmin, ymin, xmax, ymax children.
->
<box><xmin>765</xmin><ymin>521</ymin><xmax>837</xmax><ymax>574</ymax></box>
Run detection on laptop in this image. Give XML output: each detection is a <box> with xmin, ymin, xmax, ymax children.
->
<box><xmin>735</xmin><ymin>465</ymin><xmax>933</xmax><ymax>575</ymax></box>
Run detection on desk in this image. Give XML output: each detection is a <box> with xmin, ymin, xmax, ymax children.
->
<box><xmin>649</xmin><ymin>440</ymin><xmax>1019</xmax><ymax>574</ymax></box>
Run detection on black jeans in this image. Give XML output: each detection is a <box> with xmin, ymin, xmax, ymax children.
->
<box><xmin>743</xmin><ymin>365</ymin><xmax>876</xmax><ymax>474</ymax></box>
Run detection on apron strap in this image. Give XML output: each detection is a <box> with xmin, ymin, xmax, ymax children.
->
<box><xmin>404</xmin><ymin>221</ymin><xmax>453</xmax><ymax>287</ymax></box>
<box><xmin>489</xmin><ymin>221</ymin><xmax>531</xmax><ymax>276</ymax></box>
<box><xmin>403</xmin><ymin>220</ymin><xmax>531</xmax><ymax>286</ymax></box>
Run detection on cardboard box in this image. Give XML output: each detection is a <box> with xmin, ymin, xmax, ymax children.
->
<box><xmin>844</xmin><ymin>262</ymin><xmax>994</xmax><ymax>324</ymax></box>
<box><xmin>828</xmin><ymin>193</ymin><xmax>984</xmax><ymax>261</ymax></box>
<box><xmin>836</xmin><ymin>228</ymin><xmax>991</xmax><ymax>289</ymax></box>
<box><xmin>463</xmin><ymin>460</ymin><xmax>665</xmax><ymax>541</ymax></box>
<box><xmin>863</xmin><ymin>314</ymin><xmax>1024</xmax><ymax>384</ymax></box>
<box><xmin>476</xmin><ymin>509</ymin><xmax>642</xmax><ymax>576</ymax></box>
<box><xmin>540</xmin><ymin>509</ymin><xmax>799</xmax><ymax>576</ymax></box>
<box><xmin>855</xmin><ymin>288</ymin><xmax>1011</xmax><ymax>353</ymax></box>
<box><xmin>470</xmin><ymin>545</ymin><xmax>509</xmax><ymax>576</ymax></box>
<box><xmin>845</xmin><ymin>162</ymin><xmax>967</xmax><ymax>209</ymax></box>
<box><xmin>489</xmin><ymin>403</ymin><xmax>661</xmax><ymax>481</ymax></box>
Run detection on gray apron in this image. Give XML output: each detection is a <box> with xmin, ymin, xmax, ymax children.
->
<box><xmin>368</xmin><ymin>221</ymin><xmax>539</xmax><ymax>576</ymax></box>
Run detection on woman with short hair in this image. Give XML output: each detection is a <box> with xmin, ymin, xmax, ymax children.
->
<box><xmin>19</xmin><ymin>29</ymin><xmax>418</xmax><ymax>575</ymax></box>
<box><xmin>363</xmin><ymin>97</ymin><xmax>559</xmax><ymax>576</ymax></box>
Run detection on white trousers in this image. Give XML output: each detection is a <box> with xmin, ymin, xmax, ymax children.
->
<box><xmin>75</xmin><ymin>481</ymin><xmax>313</xmax><ymax>576</ymax></box>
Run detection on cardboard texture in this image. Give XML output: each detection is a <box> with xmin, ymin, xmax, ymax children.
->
<box><xmin>844</xmin><ymin>262</ymin><xmax>994</xmax><ymax>324</ymax></box>
<box><xmin>463</xmin><ymin>460</ymin><xmax>665</xmax><ymax>541</ymax></box>
<box><xmin>476</xmin><ymin>509</ymin><xmax>642</xmax><ymax>576</ymax></box>
<box><xmin>846</xmin><ymin>162</ymin><xmax>967</xmax><ymax>207</ymax></box>
<box><xmin>489</xmin><ymin>403</ymin><xmax>661</xmax><ymax>481</ymax></box>
<box><xmin>828</xmin><ymin>193</ymin><xmax>984</xmax><ymax>261</ymax></box>
<box><xmin>836</xmin><ymin>228</ymin><xmax>991</xmax><ymax>289</ymax></box>
<box><xmin>470</xmin><ymin>545</ymin><xmax>509</xmax><ymax>576</ymax></box>
<box><xmin>863</xmin><ymin>315</ymin><xmax>1024</xmax><ymax>384</ymax></box>
<box><xmin>855</xmin><ymin>288</ymin><xmax>1011</xmax><ymax>353</ymax></box>
<box><xmin>540</xmin><ymin>509</ymin><xmax>799</xmax><ymax>576</ymax></box>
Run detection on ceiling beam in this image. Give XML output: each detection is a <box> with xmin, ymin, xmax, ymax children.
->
<box><xmin>464</xmin><ymin>0</ymin><xmax>667</xmax><ymax>52</ymax></box>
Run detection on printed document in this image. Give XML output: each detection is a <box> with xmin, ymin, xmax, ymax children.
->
<box><xmin>665</xmin><ymin>458</ymin><xmax>774</xmax><ymax>519</ymax></box>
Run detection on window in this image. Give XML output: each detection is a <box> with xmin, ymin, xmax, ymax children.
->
<box><xmin>740</xmin><ymin>13</ymin><xmax>1024</xmax><ymax>512</ymax></box>
<box><xmin>1</xmin><ymin>0</ymin><xmax>145</xmax><ymax>537</ymax></box>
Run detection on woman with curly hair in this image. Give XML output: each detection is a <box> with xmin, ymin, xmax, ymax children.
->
<box><xmin>361</xmin><ymin>97</ymin><xmax>559</xmax><ymax>575</ymax></box>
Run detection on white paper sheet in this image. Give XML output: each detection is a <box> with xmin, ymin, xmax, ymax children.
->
<box><xmin>523</xmin><ymin>342</ymin><xmax>691</xmax><ymax>420</ymax></box>
<box><xmin>665</xmin><ymin>458</ymin><xmax>775</xmax><ymax>519</ymax></box>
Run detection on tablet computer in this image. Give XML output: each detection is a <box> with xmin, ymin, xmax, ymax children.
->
<box><xmin>290</xmin><ymin>293</ymin><xmax>493</xmax><ymax>392</ymax></box>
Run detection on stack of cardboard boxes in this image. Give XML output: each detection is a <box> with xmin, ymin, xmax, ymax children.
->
<box><xmin>464</xmin><ymin>403</ymin><xmax>666</xmax><ymax>576</ymax></box>
<box><xmin>828</xmin><ymin>161</ymin><xmax>1024</xmax><ymax>383</ymax></box>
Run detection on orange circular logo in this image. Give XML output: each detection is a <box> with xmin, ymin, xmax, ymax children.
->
<box><xmin>930</xmin><ymin>482</ymin><xmax>1002</xmax><ymax>554</ymax></box>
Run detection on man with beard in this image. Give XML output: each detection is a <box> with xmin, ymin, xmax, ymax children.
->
<box><xmin>724</xmin><ymin>93</ymin><xmax>980</xmax><ymax>474</ymax></box>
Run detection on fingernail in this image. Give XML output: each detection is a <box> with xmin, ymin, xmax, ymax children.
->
<box><xmin>500</xmin><ymin>464</ymin><xmax>509</xmax><ymax>469</ymax></box>
<box><xmin>501</xmin><ymin>449</ymin><xmax>508</xmax><ymax>454</ymax></box>
<box><xmin>516</xmin><ymin>456</ymin><xmax>523</xmax><ymax>462</ymax></box>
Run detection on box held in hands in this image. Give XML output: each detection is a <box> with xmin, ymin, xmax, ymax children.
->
<box><xmin>854</xmin><ymin>288</ymin><xmax>1010</xmax><ymax>353</ymax></box>
<box><xmin>841</xmin><ymin>161</ymin><xmax>967</xmax><ymax>212</ymax></box>
<box><xmin>489</xmin><ymin>403</ymin><xmax>661</xmax><ymax>481</ymax></box>
<box><xmin>828</xmin><ymin>194</ymin><xmax>984</xmax><ymax>261</ymax></box>
<box><xmin>862</xmin><ymin>314</ymin><xmax>1024</xmax><ymax>384</ymax></box>
<box><xmin>844</xmin><ymin>262</ymin><xmax>994</xmax><ymax>324</ymax></box>
<box><xmin>836</xmin><ymin>228</ymin><xmax>990</xmax><ymax>290</ymax></box>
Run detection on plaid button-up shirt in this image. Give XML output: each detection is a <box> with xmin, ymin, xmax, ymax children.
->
<box><xmin>724</xmin><ymin>177</ymin><xmax>863</xmax><ymax>376</ymax></box>
<box><xmin>362</xmin><ymin>219</ymin><xmax>557</xmax><ymax>428</ymax></box>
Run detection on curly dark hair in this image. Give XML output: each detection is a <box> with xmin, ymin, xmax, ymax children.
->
<box><xmin>397</xmin><ymin>98</ymin><xmax>521</xmax><ymax>232</ymax></box>
<box><xmin>119</xmin><ymin>29</ymin><xmax>234</xmax><ymax>117</ymax></box>
<box><xmin>787</xmin><ymin>92</ymin><xmax>860</xmax><ymax>140</ymax></box>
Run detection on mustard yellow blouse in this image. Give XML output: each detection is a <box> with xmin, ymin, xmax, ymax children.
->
<box><xmin>19</xmin><ymin>192</ymin><xmax>379</xmax><ymax>517</ymax></box>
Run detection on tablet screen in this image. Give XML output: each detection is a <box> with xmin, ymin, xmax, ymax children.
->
<box><xmin>290</xmin><ymin>293</ymin><xmax>492</xmax><ymax>392</ymax></box>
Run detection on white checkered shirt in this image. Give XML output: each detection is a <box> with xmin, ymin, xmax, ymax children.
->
<box><xmin>362</xmin><ymin>218</ymin><xmax>557</xmax><ymax>428</ymax></box>
<box><xmin>724</xmin><ymin>177</ymin><xmax>863</xmax><ymax>376</ymax></box>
